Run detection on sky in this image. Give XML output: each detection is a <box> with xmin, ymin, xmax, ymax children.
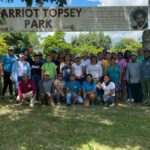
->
<box><xmin>0</xmin><ymin>0</ymin><xmax>149</xmax><ymax>45</ymax></box>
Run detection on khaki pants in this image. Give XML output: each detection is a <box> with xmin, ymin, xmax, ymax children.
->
<box><xmin>17</xmin><ymin>91</ymin><xmax>36</xmax><ymax>107</ymax></box>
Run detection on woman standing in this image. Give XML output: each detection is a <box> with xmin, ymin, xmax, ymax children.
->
<box><xmin>11</xmin><ymin>54</ymin><xmax>31</xmax><ymax>96</ymax></box>
<box><xmin>86</xmin><ymin>56</ymin><xmax>102</xmax><ymax>82</ymax></box>
<box><xmin>106</xmin><ymin>57</ymin><xmax>122</xmax><ymax>102</ymax></box>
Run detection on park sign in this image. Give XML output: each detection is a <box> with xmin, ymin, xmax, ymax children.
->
<box><xmin>0</xmin><ymin>6</ymin><xmax>148</xmax><ymax>32</ymax></box>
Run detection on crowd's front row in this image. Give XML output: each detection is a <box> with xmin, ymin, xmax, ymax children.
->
<box><xmin>17</xmin><ymin>73</ymin><xmax>116</xmax><ymax>108</ymax></box>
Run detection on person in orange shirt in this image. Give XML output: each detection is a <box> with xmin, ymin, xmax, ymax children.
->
<box><xmin>102</xmin><ymin>52</ymin><xmax>111</xmax><ymax>75</ymax></box>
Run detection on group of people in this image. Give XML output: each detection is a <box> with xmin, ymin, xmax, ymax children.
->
<box><xmin>0</xmin><ymin>47</ymin><xmax>150</xmax><ymax>108</ymax></box>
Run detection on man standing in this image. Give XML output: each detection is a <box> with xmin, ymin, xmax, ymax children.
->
<box><xmin>126</xmin><ymin>53</ymin><xmax>143</xmax><ymax>103</ymax></box>
<box><xmin>1</xmin><ymin>46</ymin><xmax>17</xmax><ymax>98</ymax></box>
<box><xmin>141</xmin><ymin>50</ymin><xmax>150</xmax><ymax>105</ymax></box>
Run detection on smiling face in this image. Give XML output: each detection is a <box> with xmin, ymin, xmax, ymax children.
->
<box><xmin>104</xmin><ymin>75</ymin><xmax>110</xmax><ymax>84</ymax></box>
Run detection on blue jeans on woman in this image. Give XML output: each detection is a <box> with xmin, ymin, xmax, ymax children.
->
<box><xmin>103</xmin><ymin>96</ymin><xmax>115</xmax><ymax>105</ymax></box>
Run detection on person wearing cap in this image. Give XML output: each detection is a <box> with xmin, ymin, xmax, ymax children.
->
<box><xmin>17</xmin><ymin>74</ymin><xmax>36</xmax><ymax>107</ymax></box>
<box><xmin>39</xmin><ymin>72</ymin><xmax>54</xmax><ymax>106</ymax></box>
<box><xmin>126</xmin><ymin>53</ymin><xmax>143</xmax><ymax>103</ymax></box>
<box><xmin>11</xmin><ymin>53</ymin><xmax>31</xmax><ymax>96</ymax></box>
<box><xmin>141</xmin><ymin>50</ymin><xmax>150</xmax><ymax>105</ymax></box>
<box><xmin>64</xmin><ymin>74</ymin><xmax>83</xmax><ymax>106</ymax></box>
<box><xmin>1</xmin><ymin>46</ymin><xmax>17</xmax><ymax>99</ymax></box>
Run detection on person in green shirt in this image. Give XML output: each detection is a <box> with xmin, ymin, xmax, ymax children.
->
<box><xmin>41</xmin><ymin>55</ymin><xmax>57</xmax><ymax>80</ymax></box>
<box><xmin>136</xmin><ymin>48</ymin><xmax>145</xmax><ymax>63</ymax></box>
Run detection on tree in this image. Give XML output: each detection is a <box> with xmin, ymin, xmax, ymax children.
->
<box><xmin>0</xmin><ymin>36</ymin><xmax>8</xmax><ymax>56</ymax></box>
<box><xmin>71</xmin><ymin>32</ymin><xmax>112</xmax><ymax>51</ymax></box>
<box><xmin>110</xmin><ymin>38</ymin><xmax>142</xmax><ymax>53</ymax></box>
<box><xmin>0</xmin><ymin>0</ymin><xmax>67</xmax><ymax>6</ymax></box>
<box><xmin>40</xmin><ymin>32</ymin><xmax>73</xmax><ymax>54</ymax></box>
<box><xmin>0</xmin><ymin>32</ymin><xmax>40</xmax><ymax>53</ymax></box>
<box><xmin>71</xmin><ymin>44</ymin><xmax>103</xmax><ymax>55</ymax></box>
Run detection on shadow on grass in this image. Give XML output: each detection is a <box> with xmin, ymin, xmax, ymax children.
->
<box><xmin>0</xmin><ymin>100</ymin><xmax>150</xmax><ymax>150</ymax></box>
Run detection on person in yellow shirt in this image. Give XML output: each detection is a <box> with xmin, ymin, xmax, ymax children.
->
<box><xmin>102</xmin><ymin>53</ymin><xmax>110</xmax><ymax>75</ymax></box>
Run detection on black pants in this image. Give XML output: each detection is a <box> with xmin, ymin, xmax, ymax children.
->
<box><xmin>2</xmin><ymin>72</ymin><xmax>13</xmax><ymax>96</ymax></box>
<box><xmin>130</xmin><ymin>82</ymin><xmax>143</xmax><ymax>103</ymax></box>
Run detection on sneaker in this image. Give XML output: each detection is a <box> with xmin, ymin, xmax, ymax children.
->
<box><xmin>109</xmin><ymin>103</ymin><xmax>115</xmax><ymax>107</ymax></box>
<box><xmin>90</xmin><ymin>103</ymin><xmax>95</xmax><ymax>109</ymax></box>
<box><xmin>127</xmin><ymin>99</ymin><xmax>131</xmax><ymax>102</ymax></box>
<box><xmin>29</xmin><ymin>103</ymin><xmax>34</xmax><ymax>108</ymax></box>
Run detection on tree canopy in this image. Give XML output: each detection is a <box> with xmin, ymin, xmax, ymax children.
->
<box><xmin>110</xmin><ymin>38</ymin><xmax>142</xmax><ymax>53</ymax></box>
<box><xmin>0</xmin><ymin>0</ymin><xmax>67</xmax><ymax>6</ymax></box>
<box><xmin>0</xmin><ymin>32</ymin><xmax>40</xmax><ymax>53</ymax></box>
<box><xmin>0</xmin><ymin>36</ymin><xmax>8</xmax><ymax>56</ymax></box>
<box><xmin>41</xmin><ymin>32</ymin><xmax>72</xmax><ymax>54</ymax></box>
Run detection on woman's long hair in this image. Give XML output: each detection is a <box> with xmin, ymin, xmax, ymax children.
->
<box><xmin>103</xmin><ymin>74</ymin><xmax>111</xmax><ymax>86</ymax></box>
<box><xmin>86</xmin><ymin>74</ymin><xmax>94</xmax><ymax>85</ymax></box>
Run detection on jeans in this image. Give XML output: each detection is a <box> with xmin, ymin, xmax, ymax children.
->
<box><xmin>2</xmin><ymin>72</ymin><xmax>13</xmax><ymax>96</ymax></box>
<box><xmin>32</xmin><ymin>74</ymin><xmax>41</xmax><ymax>97</ymax></box>
<box><xmin>66</xmin><ymin>93</ymin><xmax>83</xmax><ymax>105</ymax></box>
<box><xmin>103</xmin><ymin>96</ymin><xmax>114</xmax><ymax>105</ymax></box>
<box><xmin>129</xmin><ymin>82</ymin><xmax>143</xmax><ymax>103</ymax></box>
<box><xmin>141</xmin><ymin>79</ymin><xmax>150</xmax><ymax>102</ymax></box>
<box><xmin>126</xmin><ymin>83</ymin><xmax>132</xmax><ymax>99</ymax></box>
<box><xmin>14</xmin><ymin>76</ymin><xmax>23</xmax><ymax>97</ymax></box>
<box><xmin>54</xmin><ymin>92</ymin><xmax>65</xmax><ymax>103</ymax></box>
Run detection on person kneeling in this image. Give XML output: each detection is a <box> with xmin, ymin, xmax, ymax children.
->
<box><xmin>64</xmin><ymin>74</ymin><xmax>83</xmax><ymax>106</ymax></box>
<box><xmin>17</xmin><ymin>74</ymin><xmax>36</xmax><ymax>107</ymax></box>
<box><xmin>97</xmin><ymin>74</ymin><xmax>115</xmax><ymax>107</ymax></box>
<box><xmin>39</xmin><ymin>72</ymin><xmax>54</xmax><ymax>107</ymax></box>
<box><xmin>82</xmin><ymin>74</ymin><xmax>96</xmax><ymax>108</ymax></box>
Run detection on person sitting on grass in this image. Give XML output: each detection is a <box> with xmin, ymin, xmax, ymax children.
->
<box><xmin>64</xmin><ymin>74</ymin><xmax>83</xmax><ymax>106</ymax></box>
<box><xmin>39</xmin><ymin>72</ymin><xmax>54</xmax><ymax>107</ymax></box>
<box><xmin>82</xmin><ymin>74</ymin><xmax>96</xmax><ymax>108</ymax></box>
<box><xmin>17</xmin><ymin>74</ymin><xmax>36</xmax><ymax>107</ymax></box>
<box><xmin>97</xmin><ymin>74</ymin><xmax>115</xmax><ymax>107</ymax></box>
<box><xmin>54</xmin><ymin>73</ymin><xmax>65</xmax><ymax>106</ymax></box>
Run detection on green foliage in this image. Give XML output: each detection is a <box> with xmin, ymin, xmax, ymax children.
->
<box><xmin>0</xmin><ymin>32</ymin><xmax>40</xmax><ymax>53</ymax></box>
<box><xmin>41</xmin><ymin>32</ymin><xmax>73</xmax><ymax>54</ymax></box>
<box><xmin>72</xmin><ymin>44</ymin><xmax>103</xmax><ymax>55</ymax></box>
<box><xmin>71</xmin><ymin>32</ymin><xmax>112</xmax><ymax>50</ymax></box>
<box><xmin>0</xmin><ymin>36</ymin><xmax>8</xmax><ymax>56</ymax></box>
<box><xmin>0</xmin><ymin>0</ymin><xmax>67</xmax><ymax>6</ymax></box>
<box><xmin>110</xmin><ymin>38</ymin><xmax>142</xmax><ymax>53</ymax></box>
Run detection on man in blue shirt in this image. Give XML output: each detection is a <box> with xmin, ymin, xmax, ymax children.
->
<box><xmin>64</xmin><ymin>74</ymin><xmax>83</xmax><ymax>106</ymax></box>
<box><xmin>1</xmin><ymin>46</ymin><xmax>17</xmax><ymax>98</ymax></box>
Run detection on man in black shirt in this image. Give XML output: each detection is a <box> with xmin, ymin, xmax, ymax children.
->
<box><xmin>31</xmin><ymin>54</ymin><xmax>42</xmax><ymax>99</ymax></box>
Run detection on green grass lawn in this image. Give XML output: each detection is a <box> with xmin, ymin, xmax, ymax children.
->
<box><xmin>0</xmin><ymin>99</ymin><xmax>150</xmax><ymax>150</ymax></box>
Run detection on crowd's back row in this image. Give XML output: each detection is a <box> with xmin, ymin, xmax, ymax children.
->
<box><xmin>0</xmin><ymin>47</ymin><xmax>150</xmax><ymax>108</ymax></box>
